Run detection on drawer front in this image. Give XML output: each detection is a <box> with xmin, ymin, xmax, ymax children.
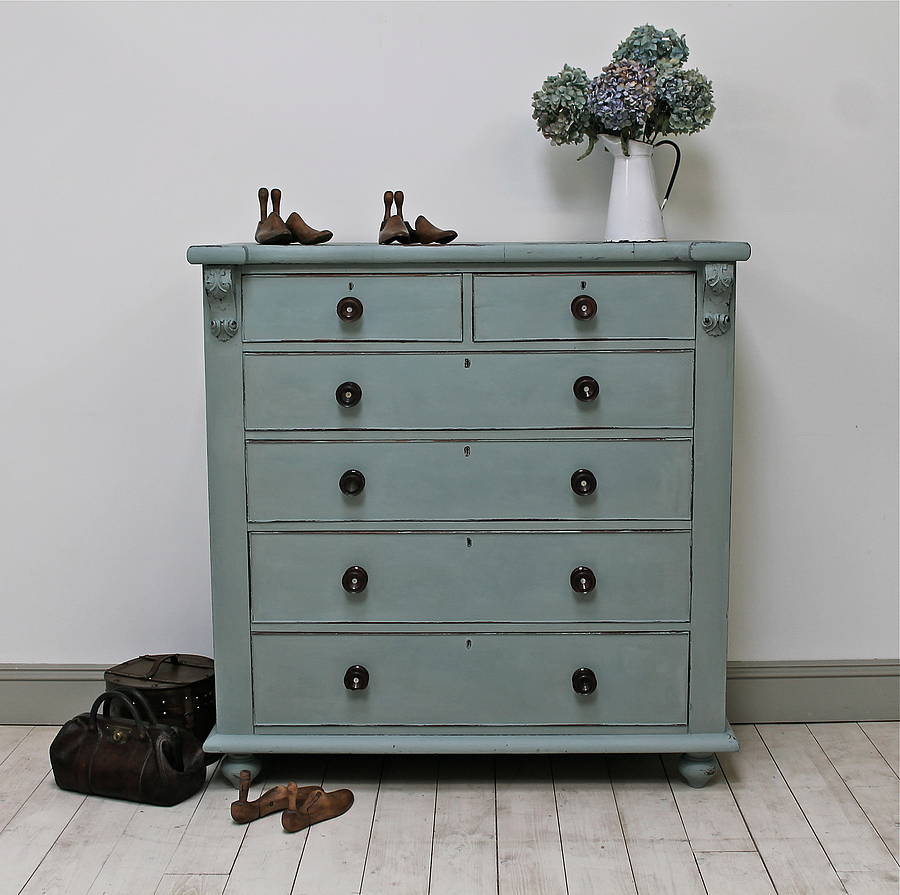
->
<box><xmin>244</xmin><ymin>351</ymin><xmax>694</xmax><ymax>431</ymax></box>
<box><xmin>246</xmin><ymin>439</ymin><xmax>692</xmax><ymax>522</ymax></box>
<box><xmin>242</xmin><ymin>275</ymin><xmax>462</xmax><ymax>342</ymax></box>
<box><xmin>252</xmin><ymin>632</ymin><xmax>688</xmax><ymax>726</ymax></box>
<box><xmin>250</xmin><ymin>531</ymin><xmax>691</xmax><ymax>623</ymax></box>
<box><xmin>473</xmin><ymin>273</ymin><xmax>695</xmax><ymax>341</ymax></box>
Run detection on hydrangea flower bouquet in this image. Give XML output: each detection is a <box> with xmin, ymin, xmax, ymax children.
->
<box><xmin>532</xmin><ymin>25</ymin><xmax>715</xmax><ymax>240</ymax></box>
<box><xmin>532</xmin><ymin>24</ymin><xmax>715</xmax><ymax>159</ymax></box>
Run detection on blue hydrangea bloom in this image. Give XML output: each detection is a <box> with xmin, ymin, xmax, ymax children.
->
<box><xmin>613</xmin><ymin>24</ymin><xmax>689</xmax><ymax>67</ymax></box>
<box><xmin>656</xmin><ymin>67</ymin><xmax>715</xmax><ymax>133</ymax></box>
<box><xmin>587</xmin><ymin>60</ymin><xmax>656</xmax><ymax>134</ymax></box>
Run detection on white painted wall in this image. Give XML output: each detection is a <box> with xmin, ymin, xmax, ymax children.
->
<box><xmin>0</xmin><ymin>2</ymin><xmax>896</xmax><ymax>664</ymax></box>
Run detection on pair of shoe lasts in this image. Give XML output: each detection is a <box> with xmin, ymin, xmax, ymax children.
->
<box><xmin>379</xmin><ymin>190</ymin><xmax>457</xmax><ymax>245</ymax></box>
<box><xmin>255</xmin><ymin>187</ymin><xmax>333</xmax><ymax>246</ymax></box>
<box><xmin>230</xmin><ymin>770</ymin><xmax>353</xmax><ymax>832</ymax></box>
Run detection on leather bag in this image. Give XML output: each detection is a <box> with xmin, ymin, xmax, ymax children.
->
<box><xmin>49</xmin><ymin>688</ymin><xmax>206</xmax><ymax>806</ymax></box>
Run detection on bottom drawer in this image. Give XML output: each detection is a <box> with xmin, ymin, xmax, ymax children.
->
<box><xmin>252</xmin><ymin>633</ymin><xmax>688</xmax><ymax>726</ymax></box>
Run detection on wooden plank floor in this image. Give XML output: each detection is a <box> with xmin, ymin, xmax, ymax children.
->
<box><xmin>0</xmin><ymin>723</ymin><xmax>896</xmax><ymax>894</ymax></box>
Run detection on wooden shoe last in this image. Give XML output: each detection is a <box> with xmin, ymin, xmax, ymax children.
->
<box><xmin>281</xmin><ymin>781</ymin><xmax>354</xmax><ymax>832</ymax></box>
<box><xmin>230</xmin><ymin>770</ymin><xmax>324</xmax><ymax>824</ymax></box>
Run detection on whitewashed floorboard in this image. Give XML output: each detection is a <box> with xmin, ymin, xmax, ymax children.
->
<box><xmin>809</xmin><ymin>722</ymin><xmax>900</xmax><ymax>862</ymax></box>
<box><xmin>84</xmin><ymin>764</ymin><xmax>218</xmax><ymax>895</ymax></box>
<box><xmin>661</xmin><ymin>754</ymin><xmax>755</xmax><ymax>852</ymax></box>
<box><xmin>758</xmin><ymin>723</ymin><xmax>897</xmax><ymax>873</ymax></box>
<box><xmin>223</xmin><ymin>756</ymin><xmax>327</xmax><ymax>895</ymax></box>
<box><xmin>0</xmin><ymin>726</ymin><xmax>32</xmax><ymax>766</ymax></box>
<box><xmin>839</xmin><ymin>868</ymin><xmax>900</xmax><ymax>895</ymax></box>
<box><xmin>292</xmin><ymin>756</ymin><xmax>382</xmax><ymax>895</ymax></box>
<box><xmin>0</xmin><ymin>771</ymin><xmax>85</xmax><ymax>894</ymax></box>
<box><xmin>155</xmin><ymin>875</ymin><xmax>229</xmax><ymax>895</ymax></box>
<box><xmin>719</xmin><ymin>725</ymin><xmax>846</xmax><ymax>894</ymax></box>
<box><xmin>495</xmin><ymin>757</ymin><xmax>567</xmax><ymax>895</ymax></box>
<box><xmin>166</xmin><ymin>763</ymin><xmax>266</xmax><ymax>876</ymax></box>
<box><xmin>608</xmin><ymin>755</ymin><xmax>704</xmax><ymax>895</ymax></box>
<box><xmin>360</xmin><ymin>756</ymin><xmax>437</xmax><ymax>895</ymax></box>
<box><xmin>428</xmin><ymin>756</ymin><xmax>497</xmax><ymax>895</ymax></box>
<box><xmin>860</xmin><ymin>722</ymin><xmax>900</xmax><ymax>777</ymax></box>
<box><xmin>694</xmin><ymin>851</ymin><xmax>777</xmax><ymax>894</ymax></box>
<box><xmin>0</xmin><ymin>727</ymin><xmax>58</xmax><ymax>832</ymax></box>
<box><xmin>553</xmin><ymin>755</ymin><xmax>636</xmax><ymax>895</ymax></box>
<box><xmin>20</xmin><ymin>795</ymin><xmax>139</xmax><ymax>895</ymax></box>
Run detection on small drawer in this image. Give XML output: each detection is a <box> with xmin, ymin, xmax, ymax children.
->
<box><xmin>242</xmin><ymin>274</ymin><xmax>462</xmax><ymax>342</ymax></box>
<box><xmin>244</xmin><ymin>351</ymin><xmax>694</xmax><ymax>431</ymax></box>
<box><xmin>473</xmin><ymin>272</ymin><xmax>695</xmax><ymax>341</ymax></box>
<box><xmin>250</xmin><ymin>531</ymin><xmax>691</xmax><ymax>623</ymax></box>
<box><xmin>245</xmin><ymin>439</ymin><xmax>692</xmax><ymax>522</ymax></box>
<box><xmin>252</xmin><ymin>632</ymin><xmax>688</xmax><ymax>726</ymax></box>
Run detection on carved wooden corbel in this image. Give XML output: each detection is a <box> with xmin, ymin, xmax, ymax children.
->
<box><xmin>204</xmin><ymin>267</ymin><xmax>238</xmax><ymax>341</ymax></box>
<box><xmin>701</xmin><ymin>263</ymin><xmax>735</xmax><ymax>337</ymax></box>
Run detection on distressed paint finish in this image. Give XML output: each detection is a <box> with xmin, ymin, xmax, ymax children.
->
<box><xmin>191</xmin><ymin>242</ymin><xmax>748</xmax><ymax>783</ymax></box>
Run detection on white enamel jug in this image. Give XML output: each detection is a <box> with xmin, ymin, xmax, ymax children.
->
<box><xmin>600</xmin><ymin>136</ymin><xmax>681</xmax><ymax>242</ymax></box>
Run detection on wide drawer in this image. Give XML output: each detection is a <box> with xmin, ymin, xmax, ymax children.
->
<box><xmin>473</xmin><ymin>272</ymin><xmax>695</xmax><ymax>341</ymax></box>
<box><xmin>252</xmin><ymin>632</ymin><xmax>688</xmax><ymax>726</ymax></box>
<box><xmin>242</xmin><ymin>274</ymin><xmax>463</xmax><ymax>342</ymax></box>
<box><xmin>250</xmin><ymin>531</ymin><xmax>691</xmax><ymax>623</ymax></box>
<box><xmin>244</xmin><ymin>351</ymin><xmax>694</xmax><ymax>431</ymax></box>
<box><xmin>246</xmin><ymin>439</ymin><xmax>692</xmax><ymax>522</ymax></box>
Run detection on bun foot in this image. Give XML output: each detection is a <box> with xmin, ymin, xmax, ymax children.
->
<box><xmin>221</xmin><ymin>753</ymin><xmax>262</xmax><ymax>788</ymax></box>
<box><xmin>677</xmin><ymin>752</ymin><xmax>717</xmax><ymax>788</ymax></box>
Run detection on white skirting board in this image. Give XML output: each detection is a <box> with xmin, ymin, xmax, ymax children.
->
<box><xmin>0</xmin><ymin>661</ymin><xmax>896</xmax><ymax>726</ymax></box>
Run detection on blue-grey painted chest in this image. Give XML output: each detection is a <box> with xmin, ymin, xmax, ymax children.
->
<box><xmin>188</xmin><ymin>241</ymin><xmax>749</xmax><ymax>787</ymax></box>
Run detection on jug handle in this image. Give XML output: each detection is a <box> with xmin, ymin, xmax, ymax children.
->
<box><xmin>654</xmin><ymin>139</ymin><xmax>681</xmax><ymax>210</ymax></box>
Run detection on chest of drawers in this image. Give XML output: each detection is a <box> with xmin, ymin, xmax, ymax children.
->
<box><xmin>188</xmin><ymin>241</ymin><xmax>750</xmax><ymax>788</ymax></box>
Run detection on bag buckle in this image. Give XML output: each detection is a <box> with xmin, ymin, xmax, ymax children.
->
<box><xmin>111</xmin><ymin>727</ymin><xmax>130</xmax><ymax>744</ymax></box>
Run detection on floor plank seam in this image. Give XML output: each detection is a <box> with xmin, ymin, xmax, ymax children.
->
<box><xmin>0</xmin><ymin>727</ymin><xmax>33</xmax><ymax>769</ymax></box>
<box><xmin>806</xmin><ymin>723</ymin><xmax>900</xmax><ymax>868</ymax></box>
<box><xmin>355</xmin><ymin>757</ymin><xmax>384</xmax><ymax>895</ymax></box>
<box><xmin>549</xmin><ymin>758</ymin><xmax>571</xmax><ymax>895</ymax></box>
<box><xmin>858</xmin><ymin>723</ymin><xmax>900</xmax><ymax>780</ymax></box>
<box><xmin>425</xmin><ymin>758</ymin><xmax>441</xmax><ymax>895</ymax></box>
<box><xmin>754</xmin><ymin>726</ymin><xmax>851</xmax><ymax>894</ymax></box>
<box><xmin>717</xmin><ymin>735</ymin><xmax>784</xmax><ymax>895</ymax></box>
<box><xmin>660</xmin><ymin>753</ymin><xmax>710</xmax><ymax>894</ymax></box>
<box><xmin>2</xmin><ymin>766</ymin><xmax>54</xmax><ymax>837</ymax></box>
<box><xmin>607</xmin><ymin>757</ymin><xmax>639</xmax><ymax>893</ymax></box>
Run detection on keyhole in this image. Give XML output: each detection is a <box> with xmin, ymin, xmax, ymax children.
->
<box><xmin>348</xmin><ymin>282</ymin><xmax>353</xmax><ymax>291</ymax></box>
<box><xmin>465</xmin><ymin>639</ymin><xmax>472</xmax><ymax>649</ymax></box>
<box><xmin>466</xmin><ymin>537</ymin><xmax>472</xmax><ymax>547</ymax></box>
<box><xmin>464</xmin><ymin>358</ymin><xmax>471</xmax><ymax>368</ymax></box>
<box><xmin>581</xmin><ymin>281</ymin><xmax>587</xmax><ymax>290</ymax></box>
<box><xmin>464</xmin><ymin>445</ymin><xmax>471</xmax><ymax>457</ymax></box>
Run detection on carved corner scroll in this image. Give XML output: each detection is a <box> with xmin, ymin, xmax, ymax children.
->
<box><xmin>204</xmin><ymin>267</ymin><xmax>238</xmax><ymax>341</ymax></box>
<box><xmin>702</xmin><ymin>262</ymin><xmax>735</xmax><ymax>337</ymax></box>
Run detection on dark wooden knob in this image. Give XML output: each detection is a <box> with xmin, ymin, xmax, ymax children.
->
<box><xmin>573</xmin><ymin>376</ymin><xmax>600</xmax><ymax>402</ymax></box>
<box><xmin>572</xmin><ymin>667</ymin><xmax>597</xmax><ymax>694</ymax></box>
<box><xmin>571</xmin><ymin>469</ymin><xmax>597</xmax><ymax>496</ymax></box>
<box><xmin>337</xmin><ymin>296</ymin><xmax>363</xmax><ymax>322</ymax></box>
<box><xmin>570</xmin><ymin>567</ymin><xmax>596</xmax><ymax>594</ymax></box>
<box><xmin>336</xmin><ymin>381</ymin><xmax>363</xmax><ymax>407</ymax></box>
<box><xmin>342</xmin><ymin>566</ymin><xmax>368</xmax><ymax>593</ymax></box>
<box><xmin>344</xmin><ymin>665</ymin><xmax>369</xmax><ymax>690</ymax></box>
<box><xmin>339</xmin><ymin>469</ymin><xmax>366</xmax><ymax>496</ymax></box>
<box><xmin>571</xmin><ymin>295</ymin><xmax>597</xmax><ymax>320</ymax></box>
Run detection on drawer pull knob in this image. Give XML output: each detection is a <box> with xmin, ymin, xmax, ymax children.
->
<box><xmin>342</xmin><ymin>566</ymin><xmax>368</xmax><ymax>593</ymax></box>
<box><xmin>572</xmin><ymin>667</ymin><xmax>597</xmax><ymax>695</ymax></box>
<box><xmin>336</xmin><ymin>381</ymin><xmax>363</xmax><ymax>407</ymax></box>
<box><xmin>337</xmin><ymin>296</ymin><xmax>364</xmax><ymax>322</ymax></box>
<box><xmin>339</xmin><ymin>469</ymin><xmax>366</xmax><ymax>496</ymax></box>
<box><xmin>570</xmin><ymin>566</ymin><xmax>596</xmax><ymax>594</ymax></box>
<box><xmin>573</xmin><ymin>376</ymin><xmax>600</xmax><ymax>402</ymax></box>
<box><xmin>570</xmin><ymin>469</ymin><xmax>597</xmax><ymax>496</ymax></box>
<box><xmin>571</xmin><ymin>295</ymin><xmax>597</xmax><ymax>321</ymax></box>
<box><xmin>344</xmin><ymin>665</ymin><xmax>369</xmax><ymax>690</ymax></box>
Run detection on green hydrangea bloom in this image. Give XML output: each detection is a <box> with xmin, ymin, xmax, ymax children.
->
<box><xmin>531</xmin><ymin>64</ymin><xmax>598</xmax><ymax>147</ymax></box>
<box><xmin>613</xmin><ymin>24</ymin><xmax>689</xmax><ymax>67</ymax></box>
<box><xmin>656</xmin><ymin>67</ymin><xmax>715</xmax><ymax>133</ymax></box>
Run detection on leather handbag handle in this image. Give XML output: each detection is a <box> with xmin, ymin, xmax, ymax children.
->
<box><xmin>92</xmin><ymin>688</ymin><xmax>160</xmax><ymax>726</ymax></box>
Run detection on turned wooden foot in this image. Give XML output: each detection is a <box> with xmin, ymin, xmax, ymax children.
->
<box><xmin>678</xmin><ymin>752</ymin><xmax>717</xmax><ymax>788</ymax></box>
<box><xmin>220</xmin><ymin>753</ymin><xmax>262</xmax><ymax>788</ymax></box>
